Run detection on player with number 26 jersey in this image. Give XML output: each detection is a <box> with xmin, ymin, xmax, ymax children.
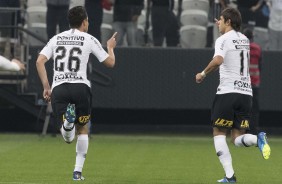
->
<box><xmin>40</xmin><ymin>29</ymin><xmax>109</xmax><ymax>90</ymax></box>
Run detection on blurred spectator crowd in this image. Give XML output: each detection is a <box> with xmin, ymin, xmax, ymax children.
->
<box><xmin>0</xmin><ymin>0</ymin><xmax>281</xmax><ymax>53</ymax></box>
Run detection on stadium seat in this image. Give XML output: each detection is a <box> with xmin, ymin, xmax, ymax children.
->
<box><xmin>144</xmin><ymin>0</ymin><xmax>149</xmax><ymax>8</ymax></box>
<box><xmin>253</xmin><ymin>27</ymin><xmax>269</xmax><ymax>50</ymax></box>
<box><xmin>174</xmin><ymin>0</ymin><xmax>179</xmax><ymax>12</ymax></box>
<box><xmin>0</xmin><ymin>10</ymin><xmax>13</xmax><ymax>38</ymax></box>
<box><xmin>136</xmin><ymin>24</ymin><xmax>145</xmax><ymax>46</ymax></box>
<box><xmin>182</xmin><ymin>0</ymin><xmax>209</xmax><ymax>13</ymax></box>
<box><xmin>180</xmin><ymin>9</ymin><xmax>208</xmax><ymax>26</ymax></box>
<box><xmin>27</xmin><ymin>0</ymin><xmax>46</xmax><ymax>7</ymax></box>
<box><xmin>26</xmin><ymin>6</ymin><xmax>47</xmax><ymax>25</ymax></box>
<box><xmin>102</xmin><ymin>9</ymin><xmax>113</xmax><ymax>24</ymax></box>
<box><xmin>180</xmin><ymin>25</ymin><xmax>207</xmax><ymax>48</ymax></box>
<box><xmin>101</xmin><ymin>23</ymin><xmax>113</xmax><ymax>46</ymax></box>
<box><xmin>70</xmin><ymin>0</ymin><xmax>85</xmax><ymax>8</ymax></box>
<box><xmin>137</xmin><ymin>10</ymin><xmax>148</xmax><ymax>28</ymax></box>
<box><xmin>27</xmin><ymin>23</ymin><xmax>48</xmax><ymax>46</ymax></box>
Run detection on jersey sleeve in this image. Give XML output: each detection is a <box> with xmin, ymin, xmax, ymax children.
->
<box><xmin>89</xmin><ymin>37</ymin><xmax>109</xmax><ymax>62</ymax></box>
<box><xmin>213</xmin><ymin>36</ymin><xmax>227</xmax><ymax>59</ymax></box>
<box><xmin>39</xmin><ymin>39</ymin><xmax>54</xmax><ymax>60</ymax></box>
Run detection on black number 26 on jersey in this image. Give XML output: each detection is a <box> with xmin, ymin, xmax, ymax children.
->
<box><xmin>55</xmin><ymin>46</ymin><xmax>82</xmax><ymax>72</ymax></box>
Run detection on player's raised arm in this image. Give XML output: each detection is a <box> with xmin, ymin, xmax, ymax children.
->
<box><xmin>103</xmin><ymin>32</ymin><xmax>117</xmax><ymax>68</ymax></box>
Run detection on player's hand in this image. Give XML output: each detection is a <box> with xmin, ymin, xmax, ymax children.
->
<box><xmin>196</xmin><ymin>73</ymin><xmax>205</xmax><ymax>83</ymax></box>
<box><xmin>107</xmin><ymin>32</ymin><xmax>117</xmax><ymax>49</ymax></box>
<box><xmin>11</xmin><ymin>59</ymin><xmax>25</xmax><ymax>71</ymax></box>
<box><xmin>43</xmin><ymin>89</ymin><xmax>51</xmax><ymax>102</ymax></box>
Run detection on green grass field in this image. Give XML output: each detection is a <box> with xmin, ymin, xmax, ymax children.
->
<box><xmin>0</xmin><ymin>133</ymin><xmax>281</xmax><ymax>184</ymax></box>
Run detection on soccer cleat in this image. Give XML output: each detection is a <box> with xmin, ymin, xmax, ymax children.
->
<box><xmin>73</xmin><ymin>171</ymin><xmax>85</xmax><ymax>181</ymax></box>
<box><xmin>217</xmin><ymin>175</ymin><xmax>237</xmax><ymax>183</ymax></box>
<box><xmin>257</xmin><ymin>132</ymin><xmax>271</xmax><ymax>159</ymax></box>
<box><xmin>64</xmin><ymin>103</ymin><xmax>76</xmax><ymax>123</ymax></box>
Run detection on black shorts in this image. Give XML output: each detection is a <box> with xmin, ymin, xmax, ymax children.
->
<box><xmin>211</xmin><ymin>93</ymin><xmax>252</xmax><ymax>130</ymax></box>
<box><xmin>51</xmin><ymin>83</ymin><xmax>92</xmax><ymax>126</ymax></box>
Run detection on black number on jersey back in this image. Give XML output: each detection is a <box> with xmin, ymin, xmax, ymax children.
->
<box><xmin>55</xmin><ymin>46</ymin><xmax>82</xmax><ymax>72</ymax></box>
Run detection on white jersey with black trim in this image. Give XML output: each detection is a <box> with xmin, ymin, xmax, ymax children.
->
<box><xmin>214</xmin><ymin>30</ymin><xmax>252</xmax><ymax>96</ymax></box>
<box><xmin>40</xmin><ymin>29</ymin><xmax>109</xmax><ymax>90</ymax></box>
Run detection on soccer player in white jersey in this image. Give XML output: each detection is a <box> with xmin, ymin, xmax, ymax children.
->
<box><xmin>195</xmin><ymin>7</ymin><xmax>270</xmax><ymax>183</ymax></box>
<box><xmin>36</xmin><ymin>6</ymin><xmax>117</xmax><ymax>180</ymax></box>
<box><xmin>0</xmin><ymin>55</ymin><xmax>25</xmax><ymax>71</ymax></box>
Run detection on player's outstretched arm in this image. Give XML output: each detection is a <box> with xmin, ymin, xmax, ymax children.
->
<box><xmin>103</xmin><ymin>32</ymin><xmax>117</xmax><ymax>68</ymax></box>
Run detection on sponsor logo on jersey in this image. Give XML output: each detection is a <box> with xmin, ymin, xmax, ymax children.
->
<box><xmin>232</xmin><ymin>39</ymin><xmax>249</xmax><ymax>44</ymax></box>
<box><xmin>56</xmin><ymin>36</ymin><xmax>85</xmax><ymax>46</ymax></box>
<box><xmin>235</xmin><ymin>45</ymin><xmax>249</xmax><ymax>50</ymax></box>
<box><xmin>54</xmin><ymin>72</ymin><xmax>83</xmax><ymax>82</ymax></box>
<box><xmin>234</xmin><ymin>80</ymin><xmax>252</xmax><ymax>92</ymax></box>
<box><xmin>57</xmin><ymin>36</ymin><xmax>85</xmax><ymax>41</ymax></box>
<box><xmin>233</xmin><ymin>39</ymin><xmax>250</xmax><ymax>50</ymax></box>
<box><xmin>240</xmin><ymin>77</ymin><xmax>249</xmax><ymax>81</ymax></box>
<box><xmin>234</xmin><ymin>80</ymin><xmax>252</xmax><ymax>88</ymax></box>
<box><xmin>57</xmin><ymin>41</ymin><xmax>84</xmax><ymax>46</ymax></box>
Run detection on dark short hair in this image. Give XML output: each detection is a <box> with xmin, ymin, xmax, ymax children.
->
<box><xmin>243</xmin><ymin>28</ymin><xmax>253</xmax><ymax>41</ymax></box>
<box><xmin>221</xmin><ymin>7</ymin><xmax>242</xmax><ymax>31</ymax></box>
<box><xmin>68</xmin><ymin>6</ymin><xmax>88</xmax><ymax>28</ymax></box>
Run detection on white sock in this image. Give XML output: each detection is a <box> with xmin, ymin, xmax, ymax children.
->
<box><xmin>60</xmin><ymin>125</ymin><xmax>75</xmax><ymax>143</ymax></box>
<box><xmin>214</xmin><ymin>135</ymin><xmax>234</xmax><ymax>178</ymax></box>
<box><xmin>74</xmin><ymin>134</ymin><xmax>89</xmax><ymax>172</ymax></box>
<box><xmin>234</xmin><ymin>134</ymin><xmax>257</xmax><ymax>147</ymax></box>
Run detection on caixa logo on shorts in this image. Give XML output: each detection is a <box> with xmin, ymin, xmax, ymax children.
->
<box><xmin>78</xmin><ymin>115</ymin><xmax>90</xmax><ymax>124</ymax></box>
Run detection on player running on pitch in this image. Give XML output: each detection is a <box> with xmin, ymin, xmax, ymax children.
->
<box><xmin>36</xmin><ymin>6</ymin><xmax>117</xmax><ymax>180</ymax></box>
<box><xmin>195</xmin><ymin>7</ymin><xmax>270</xmax><ymax>183</ymax></box>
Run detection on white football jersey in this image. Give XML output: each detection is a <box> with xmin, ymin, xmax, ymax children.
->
<box><xmin>214</xmin><ymin>30</ymin><xmax>252</xmax><ymax>96</ymax></box>
<box><xmin>40</xmin><ymin>29</ymin><xmax>109</xmax><ymax>90</ymax></box>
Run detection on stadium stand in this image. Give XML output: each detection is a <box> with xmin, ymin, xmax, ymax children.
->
<box><xmin>180</xmin><ymin>25</ymin><xmax>207</xmax><ymax>48</ymax></box>
<box><xmin>253</xmin><ymin>26</ymin><xmax>269</xmax><ymax>50</ymax></box>
<box><xmin>180</xmin><ymin>9</ymin><xmax>208</xmax><ymax>27</ymax></box>
<box><xmin>27</xmin><ymin>0</ymin><xmax>46</xmax><ymax>7</ymax></box>
<box><xmin>70</xmin><ymin>0</ymin><xmax>85</xmax><ymax>8</ymax></box>
<box><xmin>101</xmin><ymin>23</ymin><xmax>114</xmax><ymax>46</ymax></box>
<box><xmin>26</xmin><ymin>6</ymin><xmax>47</xmax><ymax>25</ymax></box>
<box><xmin>179</xmin><ymin>0</ymin><xmax>208</xmax><ymax>48</ymax></box>
<box><xmin>182</xmin><ymin>0</ymin><xmax>209</xmax><ymax>12</ymax></box>
<box><xmin>25</xmin><ymin>23</ymin><xmax>48</xmax><ymax>46</ymax></box>
<box><xmin>102</xmin><ymin>9</ymin><xmax>113</xmax><ymax>25</ymax></box>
